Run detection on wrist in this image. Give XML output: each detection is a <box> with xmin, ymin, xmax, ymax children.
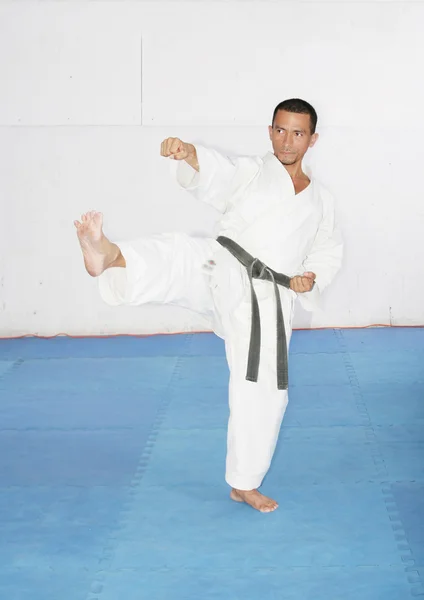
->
<box><xmin>185</xmin><ymin>144</ymin><xmax>199</xmax><ymax>171</ymax></box>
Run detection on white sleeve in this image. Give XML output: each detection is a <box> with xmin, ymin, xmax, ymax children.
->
<box><xmin>172</xmin><ymin>145</ymin><xmax>240</xmax><ymax>213</ymax></box>
<box><xmin>298</xmin><ymin>191</ymin><xmax>343</xmax><ymax>311</ymax></box>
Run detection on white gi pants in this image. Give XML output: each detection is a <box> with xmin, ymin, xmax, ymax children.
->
<box><xmin>98</xmin><ymin>232</ymin><xmax>295</xmax><ymax>491</ymax></box>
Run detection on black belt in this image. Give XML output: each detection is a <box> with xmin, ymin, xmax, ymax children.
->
<box><xmin>216</xmin><ymin>235</ymin><xmax>292</xmax><ymax>390</ymax></box>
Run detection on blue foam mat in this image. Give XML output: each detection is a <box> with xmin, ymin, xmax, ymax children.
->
<box><xmin>340</xmin><ymin>327</ymin><xmax>424</xmax><ymax>352</ymax></box>
<box><xmin>347</xmin><ymin>351</ymin><xmax>424</xmax><ymax>385</ymax></box>
<box><xmin>110</xmin><ymin>483</ymin><xmax>401</xmax><ymax>570</ymax></box>
<box><xmin>0</xmin><ymin>567</ymin><xmax>94</xmax><ymax>600</ymax></box>
<box><xmin>0</xmin><ymin>387</ymin><xmax>163</xmax><ymax>430</ymax></box>
<box><xmin>361</xmin><ymin>383</ymin><xmax>424</xmax><ymax>425</ymax></box>
<box><xmin>0</xmin><ymin>361</ymin><xmax>15</xmax><ymax>378</ymax></box>
<box><xmin>0</xmin><ymin>327</ymin><xmax>423</xmax><ymax>600</ymax></box>
<box><xmin>86</xmin><ymin>566</ymin><xmax>420</xmax><ymax>600</ymax></box>
<box><xmin>0</xmin><ymin>486</ymin><xmax>126</xmax><ymax>567</ymax></box>
<box><xmin>391</xmin><ymin>482</ymin><xmax>424</xmax><ymax>564</ymax></box>
<box><xmin>4</xmin><ymin>357</ymin><xmax>179</xmax><ymax>391</ymax></box>
<box><xmin>0</xmin><ymin>429</ymin><xmax>146</xmax><ymax>486</ymax></box>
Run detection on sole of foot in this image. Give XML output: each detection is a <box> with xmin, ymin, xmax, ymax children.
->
<box><xmin>74</xmin><ymin>210</ymin><xmax>108</xmax><ymax>277</ymax></box>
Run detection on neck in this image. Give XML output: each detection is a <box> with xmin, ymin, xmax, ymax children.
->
<box><xmin>283</xmin><ymin>162</ymin><xmax>307</xmax><ymax>180</ymax></box>
<box><xmin>274</xmin><ymin>153</ymin><xmax>307</xmax><ymax>180</ymax></box>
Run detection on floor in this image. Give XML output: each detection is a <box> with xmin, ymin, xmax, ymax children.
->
<box><xmin>0</xmin><ymin>328</ymin><xmax>423</xmax><ymax>599</ymax></box>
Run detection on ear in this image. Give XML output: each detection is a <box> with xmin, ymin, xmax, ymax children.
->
<box><xmin>309</xmin><ymin>132</ymin><xmax>319</xmax><ymax>148</ymax></box>
<box><xmin>268</xmin><ymin>125</ymin><xmax>273</xmax><ymax>141</ymax></box>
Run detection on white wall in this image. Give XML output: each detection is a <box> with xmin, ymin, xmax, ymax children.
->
<box><xmin>0</xmin><ymin>1</ymin><xmax>423</xmax><ymax>336</ymax></box>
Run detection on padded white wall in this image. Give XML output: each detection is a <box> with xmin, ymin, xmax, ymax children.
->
<box><xmin>0</xmin><ymin>1</ymin><xmax>423</xmax><ymax>336</ymax></box>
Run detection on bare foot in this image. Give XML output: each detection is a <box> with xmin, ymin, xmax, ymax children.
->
<box><xmin>74</xmin><ymin>211</ymin><xmax>118</xmax><ymax>277</ymax></box>
<box><xmin>230</xmin><ymin>488</ymin><xmax>279</xmax><ymax>513</ymax></box>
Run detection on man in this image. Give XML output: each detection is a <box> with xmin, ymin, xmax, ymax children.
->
<box><xmin>74</xmin><ymin>98</ymin><xmax>343</xmax><ymax>513</ymax></box>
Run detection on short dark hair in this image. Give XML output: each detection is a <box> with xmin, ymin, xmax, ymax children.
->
<box><xmin>272</xmin><ymin>98</ymin><xmax>318</xmax><ymax>134</ymax></box>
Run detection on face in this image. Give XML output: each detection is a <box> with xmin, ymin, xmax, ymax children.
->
<box><xmin>268</xmin><ymin>110</ymin><xmax>318</xmax><ymax>167</ymax></box>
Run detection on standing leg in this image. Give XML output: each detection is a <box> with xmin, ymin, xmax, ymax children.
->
<box><xmin>222</xmin><ymin>286</ymin><xmax>295</xmax><ymax>512</ymax></box>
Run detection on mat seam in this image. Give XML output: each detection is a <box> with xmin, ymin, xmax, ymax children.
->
<box><xmin>334</xmin><ymin>329</ymin><xmax>424</xmax><ymax>597</ymax></box>
<box><xmin>84</xmin><ymin>333</ymin><xmax>194</xmax><ymax>600</ymax></box>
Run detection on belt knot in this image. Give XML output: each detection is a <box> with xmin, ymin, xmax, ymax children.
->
<box><xmin>251</xmin><ymin>258</ymin><xmax>268</xmax><ymax>280</ymax></box>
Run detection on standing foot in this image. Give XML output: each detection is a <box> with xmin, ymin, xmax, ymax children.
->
<box><xmin>74</xmin><ymin>211</ymin><xmax>121</xmax><ymax>277</ymax></box>
<box><xmin>230</xmin><ymin>488</ymin><xmax>279</xmax><ymax>513</ymax></box>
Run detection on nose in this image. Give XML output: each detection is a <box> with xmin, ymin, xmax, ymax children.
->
<box><xmin>281</xmin><ymin>133</ymin><xmax>295</xmax><ymax>149</ymax></box>
<box><xmin>287</xmin><ymin>132</ymin><xmax>295</xmax><ymax>145</ymax></box>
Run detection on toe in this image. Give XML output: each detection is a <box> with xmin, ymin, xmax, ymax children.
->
<box><xmin>264</xmin><ymin>500</ymin><xmax>278</xmax><ymax>512</ymax></box>
<box><xmin>93</xmin><ymin>212</ymin><xmax>103</xmax><ymax>227</ymax></box>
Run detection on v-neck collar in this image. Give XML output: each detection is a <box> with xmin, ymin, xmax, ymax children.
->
<box><xmin>264</xmin><ymin>151</ymin><xmax>313</xmax><ymax>197</ymax></box>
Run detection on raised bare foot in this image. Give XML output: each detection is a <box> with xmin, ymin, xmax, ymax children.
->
<box><xmin>230</xmin><ymin>488</ymin><xmax>279</xmax><ymax>513</ymax></box>
<box><xmin>74</xmin><ymin>211</ymin><xmax>116</xmax><ymax>277</ymax></box>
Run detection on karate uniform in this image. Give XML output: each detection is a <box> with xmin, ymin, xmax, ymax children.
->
<box><xmin>98</xmin><ymin>146</ymin><xmax>343</xmax><ymax>491</ymax></box>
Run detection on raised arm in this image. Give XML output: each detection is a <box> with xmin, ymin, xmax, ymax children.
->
<box><xmin>161</xmin><ymin>137</ymin><xmax>242</xmax><ymax>213</ymax></box>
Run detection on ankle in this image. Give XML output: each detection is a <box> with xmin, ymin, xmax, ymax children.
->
<box><xmin>106</xmin><ymin>246</ymin><xmax>126</xmax><ymax>269</ymax></box>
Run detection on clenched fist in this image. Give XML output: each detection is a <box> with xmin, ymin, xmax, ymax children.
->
<box><xmin>290</xmin><ymin>271</ymin><xmax>316</xmax><ymax>293</ymax></box>
<box><xmin>160</xmin><ymin>137</ymin><xmax>199</xmax><ymax>171</ymax></box>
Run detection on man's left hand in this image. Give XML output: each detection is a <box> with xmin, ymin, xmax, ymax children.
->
<box><xmin>290</xmin><ymin>272</ymin><xmax>316</xmax><ymax>293</ymax></box>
